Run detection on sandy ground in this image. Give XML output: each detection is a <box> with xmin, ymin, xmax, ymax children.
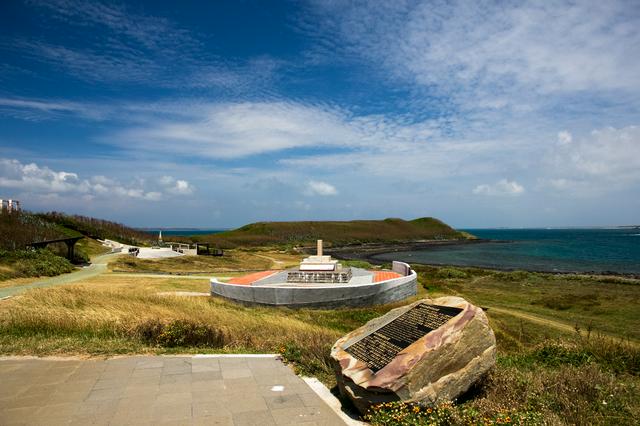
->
<box><xmin>101</xmin><ymin>239</ymin><xmax>184</xmax><ymax>260</ymax></box>
<box><xmin>136</xmin><ymin>247</ymin><xmax>184</xmax><ymax>259</ymax></box>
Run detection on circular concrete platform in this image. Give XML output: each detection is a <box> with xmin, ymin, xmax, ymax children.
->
<box><xmin>210</xmin><ymin>261</ymin><xmax>418</xmax><ymax>309</ymax></box>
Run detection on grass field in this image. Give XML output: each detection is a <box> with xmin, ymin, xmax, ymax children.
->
<box><xmin>75</xmin><ymin>237</ymin><xmax>112</xmax><ymax>260</ymax></box>
<box><xmin>0</xmin><ymin>261</ymin><xmax>638</xmax><ymax>424</ymax></box>
<box><xmin>417</xmin><ymin>265</ymin><xmax>640</xmax><ymax>343</ymax></box>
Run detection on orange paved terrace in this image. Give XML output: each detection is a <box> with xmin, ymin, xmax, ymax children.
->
<box><xmin>227</xmin><ymin>270</ymin><xmax>277</xmax><ymax>285</ymax></box>
<box><xmin>372</xmin><ymin>271</ymin><xmax>402</xmax><ymax>282</ymax></box>
<box><xmin>226</xmin><ymin>270</ymin><xmax>402</xmax><ymax>285</ymax></box>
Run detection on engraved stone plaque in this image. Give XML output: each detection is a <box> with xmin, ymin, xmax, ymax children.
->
<box><xmin>344</xmin><ymin>303</ymin><xmax>463</xmax><ymax>372</ymax></box>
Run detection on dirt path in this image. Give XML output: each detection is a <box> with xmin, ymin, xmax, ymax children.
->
<box><xmin>488</xmin><ymin>306</ymin><xmax>639</xmax><ymax>346</ymax></box>
<box><xmin>253</xmin><ymin>253</ymin><xmax>286</xmax><ymax>267</ymax></box>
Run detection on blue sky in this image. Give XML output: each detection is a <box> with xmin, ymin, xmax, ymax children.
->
<box><xmin>1</xmin><ymin>0</ymin><xmax>639</xmax><ymax>228</ymax></box>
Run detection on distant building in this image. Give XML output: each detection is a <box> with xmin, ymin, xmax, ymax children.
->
<box><xmin>0</xmin><ymin>199</ymin><xmax>21</xmax><ymax>213</ymax></box>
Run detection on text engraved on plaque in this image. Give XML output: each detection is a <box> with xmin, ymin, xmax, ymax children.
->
<box><xmin>344</xmin><ymin>303</ymin><xmax>463</xmax><ymax>372</ymax></box>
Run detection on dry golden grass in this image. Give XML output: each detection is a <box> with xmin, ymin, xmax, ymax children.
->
<box><xmin>0</xmin><ymin>274</ymin><xmax>378</xmax><ymax>381</ymax></box>
<box><xmin>1</xmin><ymin>267</ymin><xmax>639</xmax><ymax>424</ymax></box>
<box><xmin>0</xmin><ymin>276</ymin><xmax>50</xmax><ymax>289</ymax></box>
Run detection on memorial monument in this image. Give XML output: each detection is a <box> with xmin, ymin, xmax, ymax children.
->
<box><xmin>331</xmin><ymin>296</ymin><xmax>496</xmax><ymax>413</ymax></box>
<box><xmin>210</xmin><ymin>240</ymin><xmax>418</xmax><ymax>308</ymax></box>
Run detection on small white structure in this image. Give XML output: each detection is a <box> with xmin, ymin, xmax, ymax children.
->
<box><xmin>168</xmin><ymin>242</ymin><xmax>197</xmax><ymax>256</ymax></box>
<box><xmin>299</xmin><ymin>240</ymin><xmax>342</xmax><ymax>271</ymax></box>
<box><xmin>0</xmin><ymin>199</ymin><xmax>21</xmax><ymax>213</ymax></box>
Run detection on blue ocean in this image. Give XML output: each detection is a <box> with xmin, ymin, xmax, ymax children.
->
<box><xmin>141</xmin><ymin>229</ymin><xmax>226</xmax><ymax>237</ymax></box>
<box><xmin>372</xmin><ymin>228</ymin><xmax>640</xmax><ymax>274</ymax></box>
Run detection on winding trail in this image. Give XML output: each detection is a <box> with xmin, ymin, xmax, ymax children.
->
<box><xmin>0</xmin><ymin>253</ymin><xmax>122</xmax><ymax>299</ymax></box>
<box><xmin>253</xmin><ymin>253</ymin><xmax>286</xmax><ymax>267</ymax></box>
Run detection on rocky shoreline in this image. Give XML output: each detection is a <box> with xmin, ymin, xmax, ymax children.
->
<box><xmin>325</xmin><ymin>239</ymin><xmax>491</xmax><ymax>265</ymax></box>
<box><xmin>326</xmin><ymin>239</ymin><xmax>640</xmax><ymax>279</ymax></box>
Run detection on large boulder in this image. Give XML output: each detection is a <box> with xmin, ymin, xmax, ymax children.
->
<box><xmin>331</xmin><ymin>296</ymin><xmax>496</xmax><ymax>414</ymax></box>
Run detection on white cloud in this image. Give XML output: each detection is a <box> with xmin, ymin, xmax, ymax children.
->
<box><xmin>0</xmin><ymin>158</ymin><xmax>194</xmax><ymax>202</ymax></box>
<box><xmin>113</xmin><ymin>101</ymin><xmax>372</xmax><ymax>158</ymax></box>
<box><xmin>473</xmin><ymin>179</ymin><xmax>525</xmax><ymax>196</ymax></box>
<box><xmin>311</xmin><ymin>1</ymin><xmax>640</xmax><ymax>96</ymax></box>
<box><xmin>543</xmin><ymin>125</ymin><xmax>640</xmax><ymax>193</ymax></box>
<box><xmin>13</xmin><ymin>2</ymin><xmax>282</xmax><ymax>92</ymax></box>
<box><xmin>30</xmin><ymin>0</ymin><xmax>197</xmax><ymax>54</ymax></box>
<box><xmin>0</xmin><ymin>158</ymin><xmax>86</xmax><ymax>193</ymax></box>
<box><xmin>160</xmin><ymin>176</ymin><xmax>195</xmax><ymax>195</ymax></box>
<box><xmin>305</xmin><ymin>180</ymin><xmax>338</xmax><ymax>196</ymax></box>
<box><xmin>0</xmin><ymin>97</ymin><xmax>109</xmax><ymax>121</ymax></box>
<box><xmin>557</xmin><ymin>131</ymin><xmax>573</xmax><ymax>145</ymax></box>
<box><xmin>101</xmin><ymin>99</ymin><xmax>468</xmax><ymax>161</ymax></box>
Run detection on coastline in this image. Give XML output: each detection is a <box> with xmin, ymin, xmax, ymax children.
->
<box><xmin>325</xmin><ymin>239</ymin><xmax>491</xmax><ymax>263</ymax></box>
<box><xmin>327</xmin><ymin>239</ymin><xmax>640</xmax><ymax>279</ymax></box>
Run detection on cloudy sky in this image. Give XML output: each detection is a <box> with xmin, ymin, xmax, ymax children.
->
<box><xmin>1</xmin><ymin>0</ymin><xmax>639</xmax><ymax>228</ymax></box>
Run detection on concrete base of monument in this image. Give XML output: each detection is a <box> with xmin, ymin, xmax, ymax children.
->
<box><xmin>210</xmin><ymin>261</ymin><xmax>417</xmax><ymax>309</ymax></box>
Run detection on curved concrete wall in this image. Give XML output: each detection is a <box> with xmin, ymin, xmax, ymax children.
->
<box><xmin>210</xmin><ymin>263</ymin><xmax>417</xmax><ymax>309</ymax></box>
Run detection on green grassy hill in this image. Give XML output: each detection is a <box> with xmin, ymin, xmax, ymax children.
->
<box><xmin>36</xmin><ymin>211</ymin><xmax>152</xmax><ymax>246</ymax></box>
<box><xmin>0</xmin><ymin>211</ymin><xmax>151</xmax><ymax>281</ymax></box>
<box><xmin>195</xmin><ymin>217</ymin><xmax>467</xmax><ymax>248</ymax></box>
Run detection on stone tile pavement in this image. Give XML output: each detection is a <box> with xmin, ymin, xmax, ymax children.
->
<box><xmin>0</xmin><ymin>355</ymin><xmax>348</xmax><ymax>425</ymax></box>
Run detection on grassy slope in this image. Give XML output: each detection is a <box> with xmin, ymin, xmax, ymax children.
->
<box><xmin>0</xmin><ymin>210</ymin><xmax>150</xmax><ymax>281</ymax></box>
<box><xmin>36</xmin><ymin>211</ymin><xmax>153</xmax><ymax>246</ymax></box>
<box><xmin>0</xmin><ymin>211</ymin><xmax>78</xmax><ymax>251</ymax></box>
<box><xmin>0</xmin><ymin>263</ymin><xmax>637</xmax><ymax>424</ymax></box>
<box><xmin>195</xmin><ymin>217</ymin><xmax>466</xmax><ymax>248</ymax></box>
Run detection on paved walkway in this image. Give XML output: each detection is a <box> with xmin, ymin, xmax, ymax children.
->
<box><xmin>0</xmin><ymin>355</ymin><xmax>347</xmax><ymax>426</ymax></box>
<box><xmin>0</xmin><ymin>253</ymin><xmax>122</xmax><ymax>299</ymax></box>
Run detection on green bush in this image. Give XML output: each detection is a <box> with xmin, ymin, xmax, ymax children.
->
<box><xmin>491</xmin><ymin>270</ymin><xmax>534</xmax><ymax>282</ymax></box>
<box><xmin>531</xmin><ymin>343</ymin><xmax>594</xmax><ymax>367</ymax></box>
<box><xmin>133</xmin><ymin>318</ymin><xmax>226</xmax><ymax>348</ymax></box>
<box><xmin>0</xmin><ymin>249</ymin><xmax>74</xmax><ymax>280</ymax></box>
<box><xmin>434</xmin><ymin>267</ymin><xmax>469</xmax><ymax>279</ymax></box>
<box><xmin>278</xmin><ymin>341</ymin><xmax>334</xmax><ymax>382</ymax></box>
<box><xmin>72</xmin><ymin>250</ymin><xmax>90</xmax><ymax>264</ymax></box>
<box><xmin>340</xmin><ymin>259</ymin><xmax>374</xmax><ymax>269</ymax></box>
<box><xmin>501</xmin><ymin>338</ymin><xmax>639</xmax><ymax>375</ymax></box>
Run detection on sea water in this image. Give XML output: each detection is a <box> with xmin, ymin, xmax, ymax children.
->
<box><xmin>372</xmin><ymin>228</ymin><xmax>640</xmax><ymax>274</ymax></box>
<box><xmin>141</xmin><ymin>229</ymin><xmax>226</xmax><ymax>237</ymax></box>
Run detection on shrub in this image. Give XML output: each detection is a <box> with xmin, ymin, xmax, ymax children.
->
<box><xmin>340</xmin><ymin>259</ymin><xmax>374</xmax><ymax>269</ymax></box>
<box><xmin>500</xmin><ymin>338</ymin><xmax>640</xmax><ymax>375</ymax></box>
<box><xmin>530</xmin><ymin>342</ymin><xmax>594</xmax><ymax>367</ymax></box>
<box><xmin>491</xmin><ymin>270</ymin><xmax>534</xmax><ymax>282</ymax></box>
<box><xmin>277</xmin><ymin>339</ymin><xmax>335</xmax><ymax>382</ymax></box>
<box><xmin>0</xmin><ymin>249</ymin><xmax>74</xmax><ymax>280</ymax></box>
<box><xmin>133</xmin><ymin>318</ymin><xmax>226</xmax><ymax>348</ymax></box>
<box><xmin>532</xmin><ymin>293</ymin><xmax>601</xmax><ymax>311</ymax></box>
<box><xmin>434</xmin><ymin>267</ymin><xmax>469</xmax><ymax>279</ymax></box>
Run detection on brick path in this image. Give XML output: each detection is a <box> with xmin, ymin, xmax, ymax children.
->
<box><xmin>0</xmin><ymin>355</ymin><xmax>347</xmax><ymax>426</ymax></box>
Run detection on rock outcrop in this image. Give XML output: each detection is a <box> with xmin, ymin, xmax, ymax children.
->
<box><xmin>331</xmin><ymin>296</ymin><xmax>496</xmax><ymax>414</ymax></box>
